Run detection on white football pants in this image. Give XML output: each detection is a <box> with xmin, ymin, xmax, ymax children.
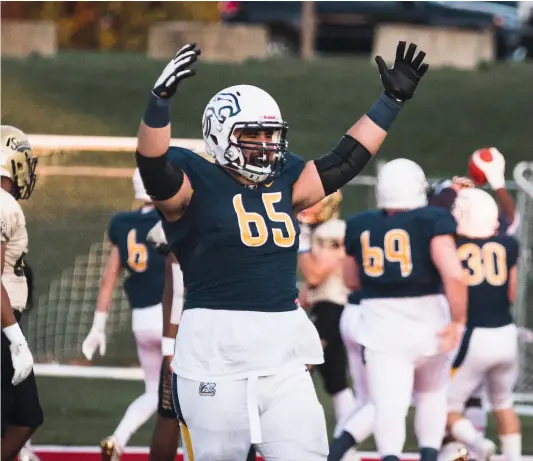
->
<box><xmin>173</xmin><ymin>367</ymin><xmax>329</xmax><ymax>461</ymax></box>
<box><xmin>365</xmin><ymin>348</ymin><xmax>452</xmax><ymax>457</ymax></box>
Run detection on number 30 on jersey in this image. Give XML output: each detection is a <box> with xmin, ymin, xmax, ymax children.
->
<box><xmin>458</xmin><ymin>242</ymin><xmax>507</xmax><ymax>286</ymax></box>
<box><xmin>360</xmin><ymin>229</ymin><xmax>413</xmax><ymax>277</ymax></box>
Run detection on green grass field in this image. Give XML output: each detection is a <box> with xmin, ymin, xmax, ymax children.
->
<box><xmin>1</xmin><ymin>51</ymin><xmax>533</xmax><ymax>449</ymax></box>
<box><xmin>33</xmin><ymin>374</ymin><xmax>533</xmax><ymax>452</ymax></box>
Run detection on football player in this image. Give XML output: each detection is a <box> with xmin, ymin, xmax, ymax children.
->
<box><xmin>82</xmin><ymin>169</ymin><xmax>167</xmax><ymax>461</ymax></box>
<box><xmin>135</xmin><ymin>41</ymin><xmax>429</xmax><ymax>460</ymax></box>
<box><xmin>146</xmin><ymin>222</ymin><xmax>258</xmax><ymax>461</ymax></box>
<box><xmin>342</xmin><ymin>159</ymin><xmax>467</xmax><ymax>461</ymax></box>
<box><xmin>446</xmin><ymin>188</ymin><xmax>521</xmax><ymax>461</ymax></box>
<box><xmin>429</xmin><ymin>149</ymin><xmax>521</xmax><ymax>460</ymax></box>
<box><xmin>328</xmin><ymin>263</ymin><xmax>373</xmax><ymax>461</ymax></box>
<box><xmin>297</xmin><ymin>192</ymin><xmax>357</xmax><ymax>426</ymax></box>
<box><xmin>146</xmin><ymin>221</ymin><xmax>183</xmax><ymax>461</ymax></box>
<box><xmin>1</xmin><ymin>126</ymin><xmax>43</xmax><ymax>461</ymax></box>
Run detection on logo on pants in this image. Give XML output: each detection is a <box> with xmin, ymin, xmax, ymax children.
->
<box><xmin>199</xmin><ymin>382</ymin><xmax>216</xmax><ymax>397</ymax></box>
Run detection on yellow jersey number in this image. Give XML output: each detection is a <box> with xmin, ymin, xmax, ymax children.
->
<box><xmin>127</xmin><ymin>229</ymin><xmax>148</xmax><ymax>272</ymax></box>
<box><xmin>233</xmin><ymin>192</ymin><xmax>296</xmax><ymax>248</ymax></box>
<box><xmin>457</xmin><ymin>242</ymin><xmax>507</xmax><ymax>286</ymax></box>
<box><xmin>360</xmin><ymin>229</ymin><xmax>413</xmax><ymax>278</ymax></box>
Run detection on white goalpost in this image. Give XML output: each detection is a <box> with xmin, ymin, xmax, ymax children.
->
<box><xmin>513</xmin><ymin>161</ymin><xmax>533</xmax><ymax>411</ymax></box>
<box><xmin>24</xmin><ymin>135</ymin><xmax>533</xmax><ymax>415</ymax></box>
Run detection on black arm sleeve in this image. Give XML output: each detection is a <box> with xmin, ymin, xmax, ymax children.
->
<box><xmin>135</xmin><ymin>151</ymin><xmax>184</xmax><ymax>201</ymax></box>
<box><xmin>314</xmin><ymin>135</ymin><xmax>373</xmax><ymax>196</ymax></box>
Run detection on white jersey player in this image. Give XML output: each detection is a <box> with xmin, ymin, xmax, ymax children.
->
<box><xmin>446</xmin><ymin>188</ymin><xmax>521</xmax><ymax>461</ymax></box>
<box><xmin>297</xmin><ymin>192</ymin><xmax>356</xmax><ymax>426</ymax></box>
<box><xmin>1</xmin><ymin>125</ymin><xmax>43</xmax><ymax>461</ymax></box>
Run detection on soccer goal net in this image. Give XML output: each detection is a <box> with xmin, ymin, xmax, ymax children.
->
<box><xmin>21</xmin><ymin>136</ymin><xmax>533</xmax><ymax>412</ymax></box>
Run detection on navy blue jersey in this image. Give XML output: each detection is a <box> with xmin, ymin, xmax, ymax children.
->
<box><xmin>162</xmin><ymin>147</ymin><xmax>306</xmax><ymax>312</ymax></box>
<box><xmin>347</xmin><ymin>291</ymin><xmax>361</xmax><ymax>305</ymax></box>
<box><xmin>108</xmin><ymin>208</ymin><xmax>166</xmax><ymax>308</ymax></box>
<box><xmin>345</xmin><ymin>207</ymin><xmax>457</xmax><ymax>299</ymax></box>
<box><xmin>457</xmin><ymin>234</ymin><xmax>519</xmax><ymax>328</ymax></box>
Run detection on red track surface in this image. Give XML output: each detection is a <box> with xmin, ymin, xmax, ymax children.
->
<box><xmin>27</xmin><ymin>447</ymin><xmax>405</xmax><ymax>461</ymax></box>
<box><xmin>28</xmin><ymin>446</ymin><xmax>533</xmax><ymax>461</ymax></box>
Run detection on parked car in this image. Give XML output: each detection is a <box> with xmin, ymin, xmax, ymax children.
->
<box><xmin>219</xmin><ymin>1</ymin><xmax>523</xmax><ymax>60</ymax></box>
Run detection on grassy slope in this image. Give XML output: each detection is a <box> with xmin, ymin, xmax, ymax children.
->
<box><xmin>2</xmin><ymin>52</ymin><xmax>533</xmax><ymax>174</ymax></box>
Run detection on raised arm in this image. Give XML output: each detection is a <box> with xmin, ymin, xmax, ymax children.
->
<box><xmin>136</xmin><ymin>44</ymin><xmax>200</xmax><ymax>222</ymax></box>
<box><xmin>293</xmin><ymin>41</ymin><xmax>429</xmax><ymax>212</ymax></box>
<box><xmin>471</xmin><ymin>148</ymin><xmax>517</xmax><ymax>229</ymax></box>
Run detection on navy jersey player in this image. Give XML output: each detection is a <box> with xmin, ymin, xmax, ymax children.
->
<box><xmin>82</xmin><ymin>169</ymin><xmax>166</xmax><ymax>461</ymax></box>
<box><xmin>446</xmin><ymin>188</ymin><xmax>522</xmax><ymax>461</ymax></box>
<box><xmin>145</xmin><ymin>222</ymin><xmax>261</xmax><ymax>461</ymax></box>
<box><xmin>135</xmin><ymin>41</ymin><xmax>429</xmax><ymax>461</ymax></box>
<box><xmin>340</xmin><ymin>159</ymin><xmax>467</xmax><ymax>461</ymax></box>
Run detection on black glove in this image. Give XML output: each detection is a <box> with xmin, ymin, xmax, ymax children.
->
<box><xmin>375</xmin><ymin>41</ymin><xmax>428</xmax><ymax>102</ymax></box>
<box><xmin>152</xmin><ymin>43</ymin><xmax>201</xmax><ymax>99</ymax></box>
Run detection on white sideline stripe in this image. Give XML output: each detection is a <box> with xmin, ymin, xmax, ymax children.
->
<box><xmin>34</xmin><ymin>364</ymin><xmax>145</xmax><ymax>381</ymax></box>
<box><xmin>28</xmin><ymin>134</ymin><xmax>206</xmax><ymax>154</ymax></box>
<box><xmin>28</xmin><ymin>447</ymin><xmax>533</xmax><ymax>460</ymax></box>
<box><xmin>27</xmin><ymin>134</ymin><xmax>524</xmax><ymax>189</ymax></box>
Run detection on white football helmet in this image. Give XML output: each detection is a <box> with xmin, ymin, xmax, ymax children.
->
<box><xmin>0</xmin><ymin>125</ymin><xmax>37</xmax><ymax>200</ymax></box>
<box><xmin>376</xmin><ymin>158</ymin><xmax>428</xmax><ymax>210</ymax></box>
<box><xmin>202</xmin><ymin>84</ymin><xmax>288</xmax><ymax>183</ymax></box>
<box><xmin>132</xmin><ymin>168</ymin><xmax>151</xmax><ymax>202</ymax></box>
<box><xmin>453</xmin><ymin>188</ymin><xmax>499</xmax><ymax>238</ymax></box>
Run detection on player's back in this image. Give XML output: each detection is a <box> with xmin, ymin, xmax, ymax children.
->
<box><xmin>0</xmin><ymin>188</ymin><xmax>29</xmax><ymax>311</ymax></box>
<box><xmin>108</xmin><ymin>208</ymin><xmax>166</xmax><ymax>309</ymax></box>
<box><xmin>345</xmin><ymin>206</ymin><xmax>456</xmax><ymax>299</ymax></box>
<box><xmin>344</xmin><ymin>206</ymin><xmax>457</xmax><ymax>355</ymax></box>
<box><xmin>161</xmin><ymin>147</ymin><xmax>324</xmax><ymax>380</ymax></box>
<box><xmin>456</xmin><ymin>234</ymin><xmax>518</xmax><ymax>329</ymax></box>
